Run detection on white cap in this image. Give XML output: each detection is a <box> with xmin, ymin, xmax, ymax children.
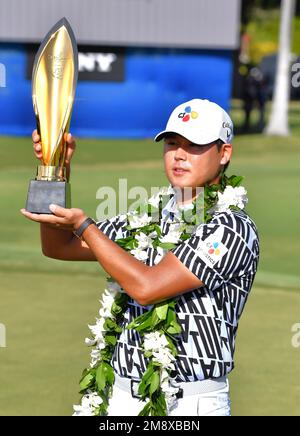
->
<box><xmin>155</xmin><ymin>99</ymin><xmax>234</xmax><ymax>144</ymax></box>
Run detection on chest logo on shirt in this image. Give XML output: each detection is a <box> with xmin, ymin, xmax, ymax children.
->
<box><xmin>196</xmin><ymin>229</ymin><xmax>229</xmax><ymax>267</ymax></box>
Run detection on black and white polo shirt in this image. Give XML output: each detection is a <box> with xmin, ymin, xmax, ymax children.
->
<box><xmin>97</xmin><ymin>197</ymin><xmax>259</xmax><ymax>382</ymax></box>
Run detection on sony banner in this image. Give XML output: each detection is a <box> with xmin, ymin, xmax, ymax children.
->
<box><xmin>27</xmin><ymin>45</ymin><xmax>125</xmax><ymax>82</ymax></box>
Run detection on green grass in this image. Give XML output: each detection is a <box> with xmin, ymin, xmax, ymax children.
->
<box><xmin>0</xmin><ymin>102</ymin><xmax>300</xmax><ymax>415</ymax></box>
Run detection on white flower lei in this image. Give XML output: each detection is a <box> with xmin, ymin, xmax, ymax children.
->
<box><xmin>73</xmin><ymin>175</ymin><xmax>248</xmax><ymax>416</ymax></box>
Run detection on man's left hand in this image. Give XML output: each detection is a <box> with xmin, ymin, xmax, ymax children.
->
<box><xmin>20</xmin><ymin>204</ymin><xmax>87</xmax><ymax>231</ymax></box>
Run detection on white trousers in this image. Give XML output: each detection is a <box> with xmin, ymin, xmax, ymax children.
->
<box><xmin>108</xmin><ymin>379</ymin><xmax>231</xmax><ymax>417</ymax></box>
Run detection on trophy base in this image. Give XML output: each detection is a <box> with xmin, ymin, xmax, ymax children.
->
<box><xmin>25</xmin><ymin>180</ymin><xmax>71</xmax><ymax>214</ymax></box>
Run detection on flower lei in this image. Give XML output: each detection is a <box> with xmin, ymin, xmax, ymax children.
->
<box><xmin>73</xmin><ymin>174</ymin><xmax>248</xmax><ymax>416</ymax></box>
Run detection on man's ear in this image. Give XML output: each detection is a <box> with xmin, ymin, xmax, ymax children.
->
<box><xmin>220</xmin><ymin>143</ymin><xmax>232</xmax><ymax>165</ymax></box>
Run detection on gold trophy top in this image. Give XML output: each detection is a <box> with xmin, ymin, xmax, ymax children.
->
<box><xmin>32</xmin><ymin>18</ymin><xmax>78</xmax><ymax>181</ymax></box>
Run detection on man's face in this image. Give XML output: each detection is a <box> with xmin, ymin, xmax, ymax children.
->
<box><xmin>163</xmin><ymin>134</ymin><xmax>232</xmax><ymax>191</ymax></box>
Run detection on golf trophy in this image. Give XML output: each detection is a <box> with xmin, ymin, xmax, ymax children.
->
<box><xmin>25</xmin><ymin>18</ymin><xmax>78</xmax><ymax>213</ymax></box>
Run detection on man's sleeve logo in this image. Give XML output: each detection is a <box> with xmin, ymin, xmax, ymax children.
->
<box><xmin>195</xmin><ymin>227</ymin><xmax>229</xmax><ymax>267</ymax></box>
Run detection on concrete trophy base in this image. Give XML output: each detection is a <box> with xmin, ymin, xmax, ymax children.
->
<box><xmin>25</xmin><ymin>180</ymin><xmax>71</xmax><ymax>214</ymax></box>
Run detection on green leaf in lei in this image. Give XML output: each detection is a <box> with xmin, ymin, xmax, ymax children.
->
<box><xmin>79</xmin><ymin>370</ymin><xmax>95</xmax><ymax>391</ymax></box>
<box><xmin>149</xmin><ymin>370</ymin><xmax>161</xmax><ymax>395</ymax></box>
<box><xmin>154</xmin><ymin>302</ymin><xmax>169</xmax><ymax>321</ymax></box>
<box><xmin>95</xmin><ymin>361</ymin><xmax>115</xmax><ymax>391</ymax></box>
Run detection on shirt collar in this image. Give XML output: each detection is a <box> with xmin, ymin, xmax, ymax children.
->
<box><xmin>162</xmin><ymin>195</ymin><xmax>194</xmax><ymax>222</ymax></box>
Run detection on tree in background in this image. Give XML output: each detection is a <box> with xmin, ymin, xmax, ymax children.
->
<box><xmin>240</xmin><ymin>0</ymin><xmax>299</xmax><ymax>63</ymax></box>
<box><xmin>265</xmin><ymin>0</ymin><xmax>296</xmax><ymax>136</ymax></box>
<box><xmin>241</xmin><ymin>0</ymin><xmax>299</xmax><ymax>16</ymax></box>
<box><xmin>241</xmin><ymin>0</ymin><xmax>282</xmax><ymax>25</ymax></box>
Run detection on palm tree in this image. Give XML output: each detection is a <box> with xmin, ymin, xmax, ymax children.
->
<box><xmin>265</xmin><ymin>0</ymin><xmax>296</xmax><ymax>136</ymax></box>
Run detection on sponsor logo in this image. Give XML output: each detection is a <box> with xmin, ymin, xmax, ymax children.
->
<box><xmin>178</xmin><ymin>106</ymin><xmax>198</xmax><ymax>122</ymax></box>
<box><xmin>196</xmin><ymin>229</ymin><xmax>228</xmax><ymax>267</ymax></box>
<box><xmin>222</xmin><ymin>122</ymin><xmax>233</xmax><ymax>140</ymax></box>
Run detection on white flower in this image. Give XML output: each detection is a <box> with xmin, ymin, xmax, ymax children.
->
<box><xmin>88</xmin><ymin>317</ymin><xmax>105</xmax><ymax>342</ymax></box>
<box><xmin>128</xmin><ymin>212</ymin><xmax>152</xmax><ymax>229</ymax></box>
<box><xmin>234</xmin><ymin>186</ymin><xmax>248</xmax><ymax>209</ymax></box>
<box><xmin>152</xmin><ymin>348</ymin><xmax>176</xmax><ymax>371</ymax></box>
<box><xmin>159</xmin><ymin>224</ymin><xmax>182</xmax><ymax>244</ymax></box>
<box><xmin>144</xmin><ymin>331</ymin><xmax>169</xmax><ymax>352</ymax></box>
<box><xmin>88</xmin><ymin>391</ymin><xmax>103</xmax><ymax>408</ymax></box>
<box><xmin>73</xmin><ymin>404</ymin><xmax>94</xmax><ymax>416</ymax></box>
<box><xmin>163</xmin><ymin>383</ymin><xmax>180</xmax><ymax>399</ymax></box>
<box><xmin>99</xmin><ymin>290</ymin><xmax>115</xmax><ymax>318</ymax></box>
<box><xmin>159</xmin><ymin>369</ymin><xmax>181</xmax><ymax>411</ymax></box>
<box><xmin>148</xmin><ymin>192</ymin><xmax>161</xmax><ymax>208</ymax></box>
<box><xmin>211</xmin><ymin>186</ymin><xmax>248</xmax><ymax>213</ymax></box>
<box><xmin>144</xmin><ymin>332</ymin><xmax>176</xmax><ymax>370</ymax></box>
<box><xmin>130</xmin><ymin>248</ymin><xmax>148</xmax><ymax>262</ymax></box>
<box><xmin>90</xmin><ymin>348</ymin><xmax>102</xmax><ymax>367</ymax></box>
<box><xmin>85</xmin><ymin>337</ymin><xmax>96</xmax><ymax>346</ymax></box>
<box><xmin>73</xmin><ymin>391</ymin><xmax>103</xmax><ymax>416</ymax></box>
<box><xmin>135</xmin><ymin>232</ymin><xmax>153</xmax><ymax>250</ymax></box>
<box><xmin>148</xmin><ymin>185</ymin><xmax>174</xmax><ymax>208</ymax></box>
<box><xmin>86</xmin><ymin>317</ymin><xmax>106</xmax><ymax>351</ymax></box>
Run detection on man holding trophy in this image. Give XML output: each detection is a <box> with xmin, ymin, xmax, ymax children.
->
<box><xmin>25</xmin><ymin>18</ymin><xmax>77</xmax><ymax>214</ymax></box>
<box><xmin>21</xmin><ymin>18</ymin><xmax>259</xmax><ymax>417</ymax></box>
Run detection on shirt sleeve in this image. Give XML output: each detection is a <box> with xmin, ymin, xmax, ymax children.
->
<box><xmin>96</xmin><ymin>214</ymin><xmax>127</xmax><ymax>241</ymax></box>
<box><xmin>172</xmin><ymin>218</ymin><xmax>256</xmax><ymax>291</ymax></box>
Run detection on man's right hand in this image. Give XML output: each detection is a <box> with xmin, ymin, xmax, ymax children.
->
<box><xmin>32</xmin><ymin>130</ymin><xmax>43</xmax><ymax>162</ymax></box>
<box><xmin>32</xmin><ymin>130</ymin><xmax>76</xmax><ymax>181</ymax></box>
<box><xmin>32</xmin><ymin>130</ymin><xmax>76</xmax><ymax>165</ymax></box>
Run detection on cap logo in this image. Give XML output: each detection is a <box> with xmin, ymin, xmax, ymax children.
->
<box><xmin>222</xmin><ymin>121</ymin><xmax>233</xmax><ymax>140</ymax></box>
<box><xmin>178</xmin><ymin>106</ymin><xmax>198</xmax><ymax>123</ymax></box>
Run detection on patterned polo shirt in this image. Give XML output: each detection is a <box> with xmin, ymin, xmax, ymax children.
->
<box><xmin>97</xmin><ymin>196</ymin><xmax>259</xmax><ymax>382</ymax></box>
